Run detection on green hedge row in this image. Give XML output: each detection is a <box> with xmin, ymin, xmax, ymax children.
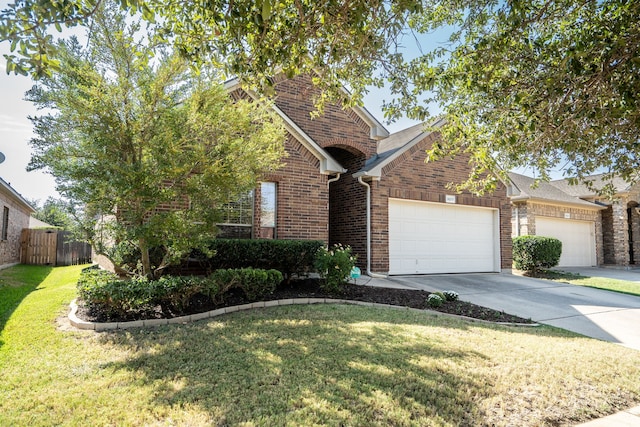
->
<box><xmin>199</xmin><ymin>239</ymin><xmax>324</xmax><ymax>280</ymax></box>
<box><xmin>512</xmin><ymin>235</ymin><xmax>562</xmax><ymax>273</ymax></box>
<box><xmin>78</xmin><ymin>266</ymin><xmax>283</xmax><ymax>320</ymax></box>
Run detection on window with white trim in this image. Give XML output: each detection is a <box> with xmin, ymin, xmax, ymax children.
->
<box><xmin>217</xmin><ymin>191</ymin><xmax>254</xmax><ymax>238</ymax></box>
<box><xmin>259</xmin><ymin>182</ymin><xmax>277</xmax><ymax>239</ymax></box>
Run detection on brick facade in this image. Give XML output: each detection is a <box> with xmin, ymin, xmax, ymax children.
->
<box><xmin>241</xmin><ymin>76</ymin><xmax>514</xmax><ymax>274</ymax></box>
<box><xmin>325</xmin><ymin>147</ymin><xmax>368</xmax><ymax>269</ymax></box>
<box><xmin>599</xmin><ymin>195</ymin><xmax>640</xmax><ymax>266</ymax></box>
<box><xmin>274</xmin><ymin>76</ymin><xmax>378</xmax><ymax>158</ymax></box>
<box><xmin>261</xmin><ymin>135</ymin><xmax>330</xmax><ymax>241</ymax></box>
<box><xmin>0</xmin><ymin>184</ymin><xmax>33</xmax><ymax>268</ymax></box>
<box><xmin>369</xmin><ymin>132</ymin><xmax>513</xmax><ymax>272</ymax></box>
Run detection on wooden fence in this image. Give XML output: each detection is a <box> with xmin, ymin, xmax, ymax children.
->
<box><xmin>21</xmin><ymin>229</ymin><xmax>92</xmax><ymax>266</ymax></box>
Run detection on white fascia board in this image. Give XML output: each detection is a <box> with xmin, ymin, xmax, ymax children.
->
<box><xmin>351</xmin><ymin>105</ymin><xmax>389</xmax><ymax>140</ymax></box>
<box><xmin>224</xmin><ymin>78</ymin><xmax>346</xmax><ymax>175</ymax></box>
<box><xmin>272</xmin><ymin>105</ymin><xmax>346</xmax><ymax>174</ymax></box>
<box><xmin>0</xmin><ymin>177</ymin><xmax>35</xmax><ymax>213</ymax></box>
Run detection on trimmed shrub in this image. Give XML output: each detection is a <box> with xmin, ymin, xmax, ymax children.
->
<box><xmin>210</xmin><ymin>267</ymin><xmax>282</xmax><ymax>301</ymax></box>
<box><xmin>427</xmin><ymin>293</ymin><xmax>444</xmax><ymax>308</ymax></box>
<box><xmin>443</xmin><ymin>290</ymin><xmax>459</xmax><ymax>301</ymax></box>
<box><xmin>77</xmin><ymin>268</ymin><xmax>229</xmax><ymax>318</ymax></box>
<box><xmin>77</xmin><ymin>272</ymin><xmax>155</xmax><ymax>318</ymax></box>
<box><xmin>201</xmin><ymin>239</ymin><xmax>323</xmax><ymax>281</ymax></box>
<box><xmin>314</xmin><ymin>244</ymin><xmax>356</xmax><ymax>292</ymax></box>
<box><xmin>512</xmin><ymin>235</ymin><xmax>562</xmax><ymax>273</ymax></box>
<box><xmin>150</xmin><ymin>276</ymin><xmax>208</xmax><ymax>314</ymax></box>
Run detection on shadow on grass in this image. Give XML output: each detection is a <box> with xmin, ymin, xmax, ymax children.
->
<box><xmin>0</xmin><ymin>265</ymin><xmax>53</xmax><ymax>345</ymax></box>
<box><xmin>98</xmin><ymin>305</ymin><xmax>534</xmax><ymax>425</ymax></box>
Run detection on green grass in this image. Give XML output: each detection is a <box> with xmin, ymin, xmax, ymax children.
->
<box><xmin>542</xmin><ymin>269</ymin><xmax>640</xmax><ymax>297</ymax></box>
<box><xmin>1</xmin><ymin>265</ymin><xmax>640</xmax><ymax>426</ymax></box>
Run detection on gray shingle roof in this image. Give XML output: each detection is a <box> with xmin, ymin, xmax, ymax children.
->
<box><xmin>549</xmin><ymin>174</ymin><xmax>632</xmax><ymax>197</ymax></box>
<box><xmin>356</xmin><ymin>119</ymin><xmax>445</xmax><ymax>178</ymax></box>
<box><xmin>508</xmin><ymin>172</ymin><xmax>602</xmax><ymax>208</ymax></box>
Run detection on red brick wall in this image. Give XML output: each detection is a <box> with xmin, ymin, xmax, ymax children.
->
<box><xmin>369</xmin><ymin>132</ymin><xmax>513</xmax><ymax>272</ymax></box>
<box><xmin>326</xmin><ymin>147</ymin><xmax>367</xmax><ymax>268</ymax></box>
<box><xmin>274</xmin><ymin>75</ymin><xmax>378</xmax><ymax>158</ymax></box>
<box><xmin>261</xmin><ymin>134</ymin><xmax>329</xmax><ymax>241</ymax></box>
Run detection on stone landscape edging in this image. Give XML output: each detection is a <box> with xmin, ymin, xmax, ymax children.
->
<box><xmin>68</xmin><ymin>298</ymin><xmax>540</xmax><ymax>332</ymax></box>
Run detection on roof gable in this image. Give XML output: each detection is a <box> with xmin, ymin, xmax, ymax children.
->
<box><xmin>355</xmin><ymin>119</ymin><xmax>445</xmax><ymax>178</ymax></box>
<box><xmin>225</xmin><ymin>78</ymin><xmax>346</xmax><ymax>175</ymax></box>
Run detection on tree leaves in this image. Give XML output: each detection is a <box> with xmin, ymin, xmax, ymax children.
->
<box><xmin>26</xmin><ymin>6</ymin><xmax>286</xmax><ymax>277</ymax></box>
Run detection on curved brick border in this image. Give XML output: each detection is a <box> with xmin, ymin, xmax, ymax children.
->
<box><xmin>68</xmin><ymin>299</ymin><xmax>540</xmax><ymax>332</ymax></box>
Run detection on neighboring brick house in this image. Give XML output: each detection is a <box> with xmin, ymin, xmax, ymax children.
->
<box><xmin>509</xmin><ymin>172</ymin><xmax>640</xmax><ymax>268</ymax></box>
<box><xmin>223</xmin><ymin>75</ymin><xmax>513</xmax><ymax>275</ymax></box>
<box><xmin>0</xmin><ymin>177</ymin><xmax>35</xmax><ymax>269</ymax></box>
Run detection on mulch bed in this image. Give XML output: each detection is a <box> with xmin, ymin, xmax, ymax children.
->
<box><xmin>75</xmin><ymin>278</ymin><xmax>534</xmax><ymax>324</ymax></box>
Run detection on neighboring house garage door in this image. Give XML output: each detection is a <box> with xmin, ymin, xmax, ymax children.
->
<box><xmin>388</xmin><ymin>199</ymin><xmax>500</xmax><ymax>275</ymax></box>
<box><xmin>535</xmin><ymin>217</ymin><xmax>596</xmax><ymax>267</ymax></box>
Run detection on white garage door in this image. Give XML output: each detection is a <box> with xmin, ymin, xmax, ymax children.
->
<box><xmin>388</xmin><ymin>199</ymin><xmax>500</xmax><ymax>275</ymax></box>
<box><xmin>535</xmin><ymin>217</ymin><xmax>596</xmax><ymax>267</ymax></box>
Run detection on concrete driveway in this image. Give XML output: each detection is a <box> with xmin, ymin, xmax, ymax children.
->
<box><xmin>378</xmin><ymin>271</ymin><xmax>640</xmax><ymax>350</ymax></box>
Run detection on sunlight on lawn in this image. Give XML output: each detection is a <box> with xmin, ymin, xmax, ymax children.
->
<box><xmin>0</xmin><ymin>264</ymin><xmax>639</xmax><ymax>427</ymax></box>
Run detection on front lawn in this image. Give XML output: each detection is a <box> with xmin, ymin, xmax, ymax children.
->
<box><xmin>1</xmin><ymin>265</ymin><xmax>639</xmax><ymax>426</ymax></box>
<box><xmin>540</xmin><ymin>269</ymin><xmax>640</xmax><ymax>297</ymax></box>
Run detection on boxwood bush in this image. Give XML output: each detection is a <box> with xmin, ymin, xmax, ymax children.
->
<box><xmin>512</xmin><ymin>235</ymin><xmax>562</xmax><ymax>274</ymax></box>
<box><xmin>77</xmin><ymin>266</ymin><xmax>284</xmax><ymax>319</ymax></box>
<box><xmin>210</xmin><ymin>268</ymin><xmax>283</xmax><ymax>301</ymax></box>
<box><xmin>200</xmin><ymin>239</ymin><xmax>323</xmax><ymax>281</ymax></box>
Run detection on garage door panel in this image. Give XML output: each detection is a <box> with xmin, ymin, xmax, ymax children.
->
<box><xmin>388</xmin><ymin>199</ymin><xmax>499</xmax><ymax>275</ymax></box>
<box><xmin>535</xmin><ymin>217</ymin><xmax>596</xmax><ymax>267</ymax></box>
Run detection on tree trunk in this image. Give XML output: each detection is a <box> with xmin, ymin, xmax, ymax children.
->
<box><xmin>139</xmin><ymin>237</ymin><xmax>152</xmax><ymax>278</ymax></box>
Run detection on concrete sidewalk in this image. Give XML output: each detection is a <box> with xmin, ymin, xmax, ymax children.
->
<box><xmin>575</xmin><ymin>405</ymin><xmax>640</xmax><ymax>426</ymax></box>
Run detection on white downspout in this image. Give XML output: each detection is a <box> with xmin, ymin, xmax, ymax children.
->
<box><xmin>515</xmin><ymin>206</ymin><xmax>520</xmax><ymax>237</ymax></box>
<box><xmin>358</xmin><ymin>176</ymin><xmax>387</xmax><ymax>278</ymax></box>
<box><xmin>327</xmin><ymin>173</ymin><xmax>341</xmax><ymax>187</ymax></box>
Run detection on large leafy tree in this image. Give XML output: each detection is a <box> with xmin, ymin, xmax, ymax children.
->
<box><xmin>2</xmin><ymin>0</ymin><xmax>639</xmax><ymax>192</ymax></box>
<box><xmin>30</xmin><ymin>197</ymin><xmax>76</xmax><ymax>229</ymax></box>
<box><xmin>392</xmin><ymin>0</ymin><xmax>640</xmax><ymax>194</ymax></box>
<box><xmin>26</xmin><ymin>7</ymin><xmax>286</xmax><ymax>277</ymax></box>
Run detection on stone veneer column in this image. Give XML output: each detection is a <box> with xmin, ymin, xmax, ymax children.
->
<box><xmin>512</xmin><ymin>204</ymin><xmax>530</xmax><ymax>236</ymax></box>
<box><xmin>610</xmin><ymin>199</ymin><xmax>630</xmax><ymax>266</ymax></box>
<box><xmin>595</xmin><ymin>212</ymin><xmax>605</xmax><ymax>266</ymax></box>
<box><xmin>630</xmin><ymin>203</ymin><xmax>640</xmax><ymax>265</ymax></box>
